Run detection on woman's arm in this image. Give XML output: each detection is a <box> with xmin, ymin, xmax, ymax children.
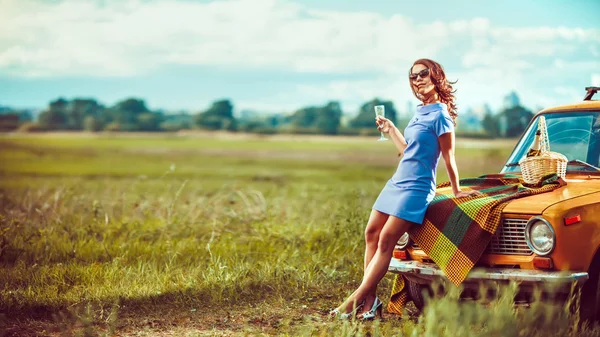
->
<box><xmin>389</xmin><ymin>126</ymin><xmax>408</xmax><ymax>156</ymax></box>
<box><xmin>439</xmin><ymin>132</ymin><xmax>480</xmax><ymax>198</ymax></box>
<box><xmin>438</xmin><ymin>132</ymin><xmax>461</xmax><ymax>195</ymax></box>
<box><xmin>376</xmin><ymin>116</ymin><xmax>408</xmax><ymax>156</ymax></box>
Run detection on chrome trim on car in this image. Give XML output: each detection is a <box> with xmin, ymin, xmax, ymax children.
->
<box><xmin>388</xmin><ymin>259</ymin><xmax>588</xmax><ymax>283</ymax></box>
<box><xmin>525</xmin><ymin>217</ymin><xmax>556</xmax><ymax>256</ymax></box>
<box><xmin>488</xmin><ymin>218</ymin><xmax>532</xmax><ymax>255</ymax></box>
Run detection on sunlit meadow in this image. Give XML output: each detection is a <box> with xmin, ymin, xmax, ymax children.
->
<box><xmin>1</xmin><ymin>132</ymin><xmax>598</xmax><ymax>336</ymax></box>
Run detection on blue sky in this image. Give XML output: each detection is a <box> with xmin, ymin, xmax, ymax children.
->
<box><xmin>1</xmin><ymin>0</ymin><xmax>599</xmax><ymax>116</ymax></box>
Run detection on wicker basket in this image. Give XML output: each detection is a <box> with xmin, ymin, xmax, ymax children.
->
<box><xmin>519</xmin><ymin>116</ymin><xmax>567</xmax><ymax>185</ymax></box>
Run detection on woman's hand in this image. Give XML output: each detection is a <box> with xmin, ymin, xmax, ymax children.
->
<box><xmin>454</xmin><ymin>190</ymin><xmax>482</xmax><ymax>198</ymax></box>
<box><xmin>376</xmin><ymin>116</ymin><xmax>395</xmax><ymax>133</ymax></box>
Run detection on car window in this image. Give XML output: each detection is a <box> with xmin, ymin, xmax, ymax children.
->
<box><xmin>503</xmin><ymin>111</ymin><xmax>600</xmax><ymax>172</ymax></box>
<box><xmin>547</xmin><ymin>115</ymin><xmax>594</xmax><ymax>161</ymax></box>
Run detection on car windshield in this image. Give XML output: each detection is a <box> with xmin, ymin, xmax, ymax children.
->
<box><xmin>502</xmin><ymin>110</ymin><xmax>600</xmax><ymax>173</ymax></box>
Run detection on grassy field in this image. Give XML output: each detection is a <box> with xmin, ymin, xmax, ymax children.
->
<box><xmin>0</xmin><ymin>132</ymin><xmax>598</xmax><ymax>336</ymax></box>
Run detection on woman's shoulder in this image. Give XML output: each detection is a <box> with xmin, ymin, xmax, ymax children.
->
<box><xmin>417</xmin><ymin>102</ymin><xmax>447</xmax><ymax>115</ymax></box>
<box><xmin>429</xmin><ymin>103</ymin><xmax>450</xmax><ymax>118</ymax></box>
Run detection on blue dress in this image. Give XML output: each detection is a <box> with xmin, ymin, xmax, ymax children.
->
<box><xmin>372</xmin><ymin>102</ymin><xmax>455</xmax><ymax>224</ymax></box>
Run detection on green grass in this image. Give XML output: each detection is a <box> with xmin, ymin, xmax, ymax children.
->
<box><xmin>1</xmin><ymin>133</ymin><xmax>598</xmax><ymax>336</ymax></box>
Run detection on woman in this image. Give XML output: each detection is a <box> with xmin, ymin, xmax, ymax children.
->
<box><xmin>330</xmin><ymin>59</ymin><xmax>480</xmax><ymax>320</ymax></box>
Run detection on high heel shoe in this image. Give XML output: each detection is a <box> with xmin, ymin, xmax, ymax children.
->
<box><xmin>329</xmin><ymin>302</ymin><xmax>365</xmax><ymax>320</ymax></box>
<box><xmin>359</xmin><ymin>297</ymin><xmax>383</xmax><ymax>321</ymax></box>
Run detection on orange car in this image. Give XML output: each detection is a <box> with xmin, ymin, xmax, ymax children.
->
<box><xmin>389</xmin><ymin>86</ymin><xmax>600</xmax><ymax>320</ymax></box>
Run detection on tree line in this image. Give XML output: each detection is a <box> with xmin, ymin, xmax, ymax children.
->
<box><xmin>0</xmin><ymin>96</ymin><xmax>534</xmax><ymax>138</ymax></box>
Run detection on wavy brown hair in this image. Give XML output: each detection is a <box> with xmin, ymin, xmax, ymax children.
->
<box><xmin>409</xmin><ymin>59</ymin><xmax>458</xmax><ymax>124</ymax></box>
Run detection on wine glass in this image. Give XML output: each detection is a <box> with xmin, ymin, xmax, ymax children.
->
<box><xmin>374</xmin><ymin>105</ymin><xmax>388</xmax><ymax>141</ymax></box>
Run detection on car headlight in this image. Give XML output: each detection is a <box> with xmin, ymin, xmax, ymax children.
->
<box><xmin>525</xmin><ymin>217</ymin><xmax>556</xmax><ymax>256</ymax></box>
<box><xmin>396</xmin><ymin>232</ymin><xmax>410</xmax><ymax>250</ymax></box>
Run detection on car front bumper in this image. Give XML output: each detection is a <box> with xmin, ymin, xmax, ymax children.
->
<box><xmin>388</xmin><ymin>258</ymin><xmax>589</xmax><ymax>283</ymax></box>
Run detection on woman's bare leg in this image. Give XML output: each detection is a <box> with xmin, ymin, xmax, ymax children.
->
<box><xmin>361</xmin><ymin>209</ymin><xmax>389</xmax><ymax>312</ymax></box>
<box><xmin>338</xmin><ymin>215</ymin><xmax>414</xmax><ymax>314</ymax></box>
<box><xmin>364</xmin><ymin>209</ymin><xmax>389</xmax><ymax>271</ymax></box>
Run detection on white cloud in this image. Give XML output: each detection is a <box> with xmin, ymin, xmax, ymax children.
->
<box><xmin>592</xmin><ymin>74</ymin><xmax>600</xmax><ymax>87</ymax></box>
<box><xmin>554</xmin><ymin>86</ymin><xmax>583</xmax><ymax>102</ymax></box>
<box><xmin>293</xmin><ymin>76</ymin><xmax>415</xmax><ymax>114</ymax></box>
<box><xmin>554</xmin><ymin>59</ymin><xmax>600</xmax><ymax>70</ymax></box>
<box><xmin>2</xmin><ymin>0</ymin><xmax>597</xmax><ymax>78</ymax></box>
<box><xmin>0</xmin><ymin>0</ymin><xmax>598</xmax><ymax>112</ymax></box>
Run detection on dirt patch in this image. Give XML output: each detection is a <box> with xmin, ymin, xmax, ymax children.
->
<box><xmin>1</xmin><ymin>299</ymin><xmax>418</xmax><ymax>337</ymax></box>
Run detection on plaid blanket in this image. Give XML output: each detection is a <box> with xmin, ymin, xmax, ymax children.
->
<box><xmin>387</xmin><ymin>173</ymin><xmax>566</xmax><ymax>315</ymax></box>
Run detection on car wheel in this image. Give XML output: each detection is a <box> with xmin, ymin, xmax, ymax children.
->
<box><xmin>579</xmin><ymin>262</ymin><xmax>600</xmax><ymax>322</ymax></box>
<box><xmin>407</xmin><ymin>279</ymin><xmax>433</xmax><ymax>312</ymax></box>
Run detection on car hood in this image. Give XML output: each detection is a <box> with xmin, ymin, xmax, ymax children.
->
<box><xmin>502</xmin><ymin>177</ymin><xmax>600</xmax><ymax>214</ymax></box>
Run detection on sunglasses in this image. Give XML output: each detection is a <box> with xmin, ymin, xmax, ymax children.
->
<box><xmin>409</xmin><ymin>68</ymin><xmax>430</xmax><ymax>80</ymax></box>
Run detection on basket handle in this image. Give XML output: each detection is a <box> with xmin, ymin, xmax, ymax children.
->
<box><xmin>537</xmin><ymin>116</ymin><xmax>550</xmax><ymax>153</ymax></box>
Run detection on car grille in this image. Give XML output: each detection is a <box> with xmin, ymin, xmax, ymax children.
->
<box><xmin>486</xmin><ymin>218</ymin><xmax>532</xmax><ymax>255</ymax></box>
<box><xmin>411</xmin><ymin>218</ymin><xmax>533</xmax><ymax>256</ymax></box>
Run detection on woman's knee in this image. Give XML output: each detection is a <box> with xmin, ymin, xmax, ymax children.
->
<box><xmin>377</xmin><ymin>219</ymin><xmax>413</xmax><ymax>252</ymax></box>
<box><xmin>376</xmin><ymin>231</ymin><xmax>398</xmax><ymax>253</ymax></box>
<box><xmin>365</xmin><ymin>211</ymin><xmax>387</xmax><ymax>243</ymax></box>
<box><xmin>364</xmin><ymin>224</ymin><xmax>381</xmax><ymax>243</ymax></box>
